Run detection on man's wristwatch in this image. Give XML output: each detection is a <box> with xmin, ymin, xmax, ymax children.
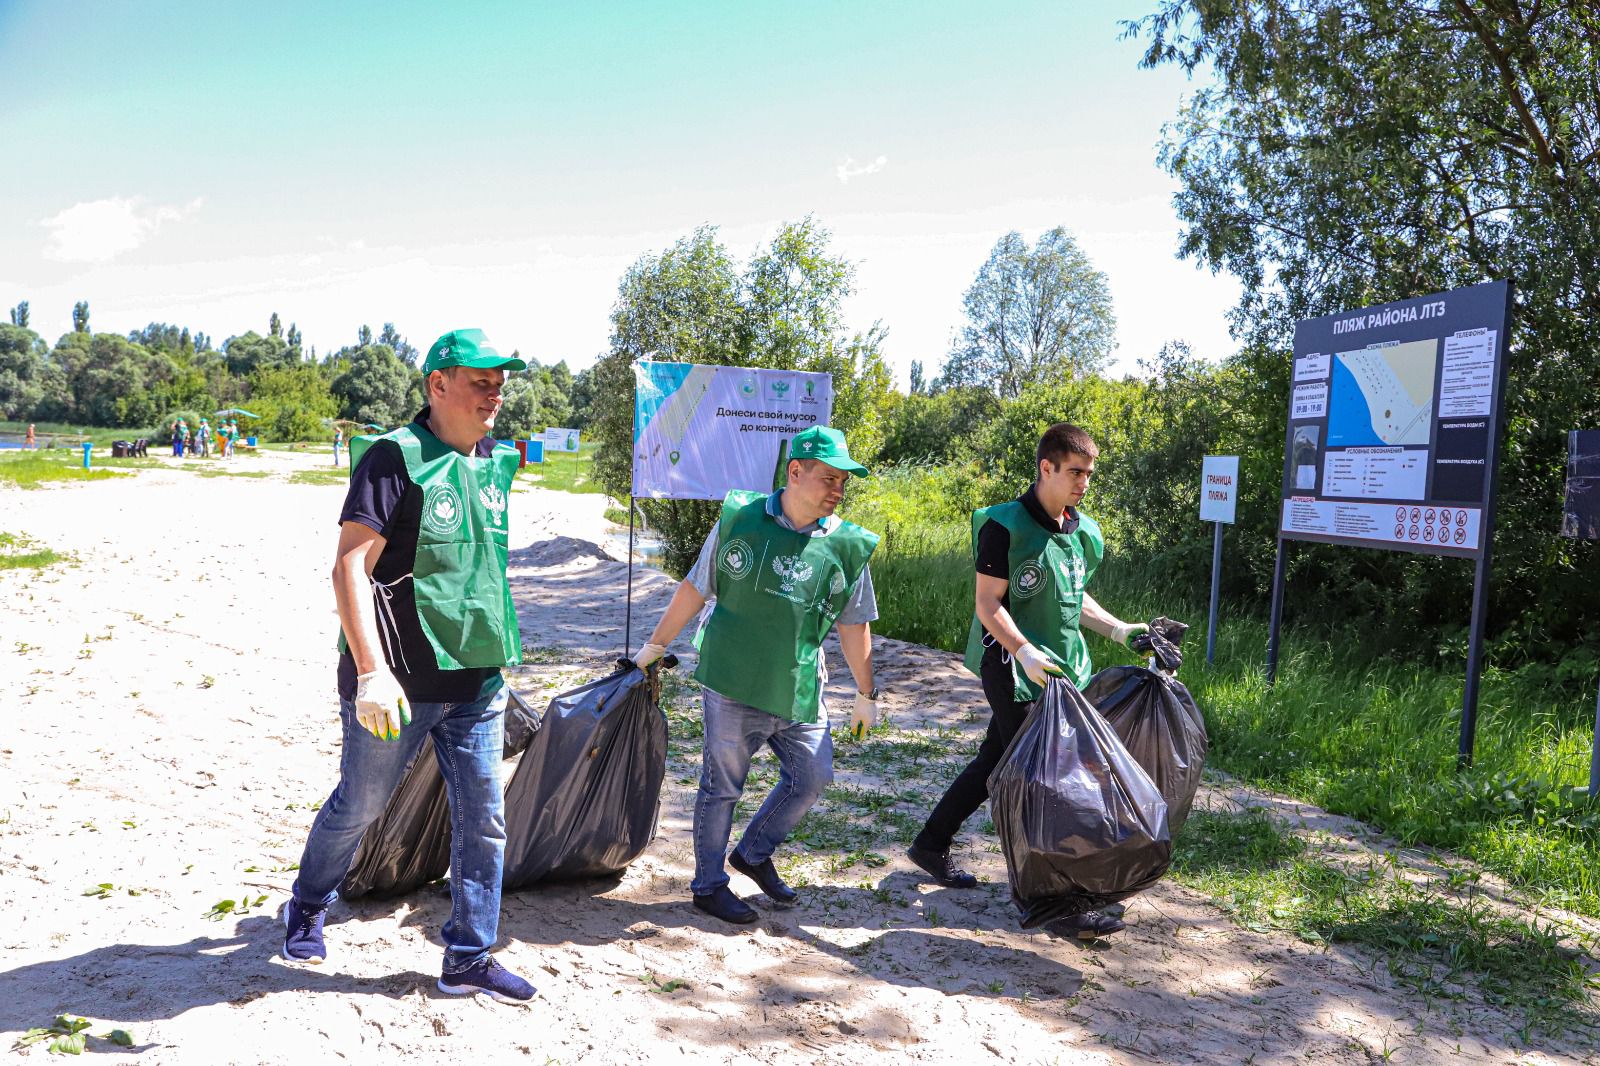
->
<box><xmin>860</xmin><ymin>686</ymin><xmax>880</xmax><ymax>700</ymax></box>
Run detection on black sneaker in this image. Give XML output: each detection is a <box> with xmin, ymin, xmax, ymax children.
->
<box><xmin>1045</xmin><ymin>911</ymin><xmax>1126</xmax><ymax>940</ymax></box>
<box><xmin>1101</xmin><ymin>902</ymin><xmax>1126</xmax><ymax>920</ymax></box>
<box><xmin>692</xmin><ymin>885</ymin><xmax>759</xmax><ymax>925</ymax></box>
<box><xmin>906</xmin><ymin>844</ymin><xmax>979</xmax><ymax>889</ymax></box>
<box><xmin>729</xmin><ymin>851</ymin><xmax>798</xmax><ymax>905</ymax></box>
<box><xmin>281</xmin><ymin>898</ymin><xmax>327</xmax><ymax>963</ymax></box>
<box><xmin>438</xmin><ymin>957</ymin><xmax>537</xmax><ymax>1004</ymax></box>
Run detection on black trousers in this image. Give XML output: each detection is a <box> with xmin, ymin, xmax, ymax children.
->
<box><xmin>913</xmin><ymin>652</ymin><xmax>1030</xmax><ymax>853</ymax></box>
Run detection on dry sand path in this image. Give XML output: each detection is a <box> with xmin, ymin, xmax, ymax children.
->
<box><xmin>1</xmin><ymin>455</ymin><xmax>1596</xmax><ymax>1065</ymax></box>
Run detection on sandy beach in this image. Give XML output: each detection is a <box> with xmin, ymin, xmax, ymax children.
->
<box><xmin>2</xmin><ymin>451</ymin><xmax>1596</xmax><ymax>1065</ymax></box>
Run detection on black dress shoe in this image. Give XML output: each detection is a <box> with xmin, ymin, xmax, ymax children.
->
<box><xmin>729</xmin><ymin>851</ymin><xmax>798</xmax><ymax>905</ymax></box>
<box><xmin>692</xmin><ymin>885</ymin><xmax>758</xmax><ymax>925</ymax></box>
<box><xmin>906</xmin><ymin>844</ymin><xmax>979</xmax><ymax>888</ymax></box>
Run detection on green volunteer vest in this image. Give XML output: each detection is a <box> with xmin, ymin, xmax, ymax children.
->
<box><xmin>962</xmin><ymin>499</ymin><xmax>1104</xmax><ymax>698</ymax></box>
<box><xmin>695</xmin><ymin>490</ymin><xmax>880</xmax><ymax>724</ymax></box>
<box><xmin>342</xmin><ymin>423</ymin><xmax>523</xmax><ymax>671</ymax></box>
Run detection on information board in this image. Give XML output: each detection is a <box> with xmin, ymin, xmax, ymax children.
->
<box><xmin>1564</xmin><ymin>430</ymin><xmax>1600</xmax><ymax>541</ymax></box>
<box><xmin>541</xmin><ymin>427</ymin><xmax>581</xmax><ymax>453</ymax></box>
<box><xmin>1277</xmin><ymin>281</ymin><xmax>1511</xmax><ymax>558</ymax></box>
<box><xmin>632</xmin><ymin>361</ymin><xmax>834</xmax><ymax>500</ymax></box>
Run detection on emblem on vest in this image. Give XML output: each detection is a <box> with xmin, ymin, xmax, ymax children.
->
<box><xmin>422</xmin><ymin>483</ymin><xmax>465</xmax><ymax>536</ymax></box>
<box><xmin>1011</xmin><ymin>560</ymin><xmax>1048</xmax><ymax>599</ymax></box>
<box><xmin>718</xmin><ymin>538</ymin><xmax>754</xmax><ymax>580</ymax></box>
<box><xmin>771</xmin><ymin>553</ymin><xmax>814</xmax><ymax>593</ymax></box>
<box><xmin>829</xmin><ymin>569</ymin><xmax>846</xmax><ymax>596</ymax></box>
<box><xmin>478</xmin><ymin>484</ymin><xmax>507</xmax><ymax>526</ymax></box>
<box><xmin>1058</xmin><ymin>556</ymin><xmax>1086</xmax><ymax>592</ymax></box>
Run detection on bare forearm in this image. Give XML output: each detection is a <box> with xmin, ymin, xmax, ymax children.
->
<box><xmin>333</xmin><ymin>561</ymin><xmax>384</xmax><ymax>675</ymax></box>
<box><xmin>646</xmin><ymin>580</ymin><xmax>708</xmax><ymax>647</ymax></box>
<box><xmin>976</xmin><ymin>598</ymin><xmax>1030</xmax><ymax>655</ymax></box>
<box><xmin>1079</xmin><ymin>591</ymin><xmax>1123</xmax><ymax>639</ymax></box>
<box><xmin>837</xmin><ymin>622</ymin><xmax>874</xmax><ymax>693</ymax></box>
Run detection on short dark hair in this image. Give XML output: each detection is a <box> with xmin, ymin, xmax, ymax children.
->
<box><xmin>1036</xmin><ymin>423</ymin><xmax>1098</xmax><ymax>468</ymax></box>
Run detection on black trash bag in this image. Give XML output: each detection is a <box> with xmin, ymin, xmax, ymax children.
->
<box><xmin>1130</xmin><ymin>615</ymin><xmax>1188</xmax><ymax>673</ymax></box>
<box><xmin>340</xmin><ymin>687</ymin><xmax>542</xmax><ymax>900</ymax></box>
<box><xmin>987</xmin><ymin>678</ymin><xmax>1171</xmax><ymax>927</ymax></box>
<box><xmin>1082</xmin><ymin>665</ymin><xmax>1208</xmax><ymax>833</ymax></box>
<box><xmin>501</xmin><ymin>660</ymin><xmax>670</xmax><ymax>888</ymax></box>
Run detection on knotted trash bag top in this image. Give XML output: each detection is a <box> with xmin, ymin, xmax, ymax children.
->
<box><xmin>1082</xmin><ymin>665</ymin><xmax>1208</xmax><ymax>832</ymax></box>
<box><xmin>341</xmin><ymin>687</ymin><xmax>542</xmax><ymax>900</ymax></box>
<box><xmin>987</xmin><ymin>677</ymin><xmax>1172</xmax><ymax>927</ymax></box>
<box><xmin>501</xmin><ymin>661</ymin><xmax>669</xmax><ymax>889</ymax></box>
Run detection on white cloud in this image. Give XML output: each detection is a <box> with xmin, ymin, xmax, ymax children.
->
<box><xmin>40</xmin><ymin>196</ymin><xmax>202</xmax><ymax>263</ymax></box>
<box><xmin>835</xmin><ymin>155</ymin><xmax>888</xmax><ymax>184</ymax></box>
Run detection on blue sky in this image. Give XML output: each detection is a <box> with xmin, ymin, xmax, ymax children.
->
<box><xmin>0</xmin><ymin>0</ymin><xmax>1237</xmax><ymax>382</ymax></box>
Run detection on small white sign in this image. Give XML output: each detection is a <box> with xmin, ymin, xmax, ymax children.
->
<box><xmin>1291</xmin><ymin>382</ymin><xmax>1329</xmax><ymax>419</ymax></box>
<box><xmin>1295</xmin><ymin>353</ymin><xmax>1331</xmax><ymax>382</ymax></box>
<box><xmin>540</xmin><ymin>427</ymin><xmax>581</xmax><ymax>453</ymax></box>
<box><xmin>1200</xmin><ymin>455</ymin><xmax>1241</xmax><ymax>524</ymax></box>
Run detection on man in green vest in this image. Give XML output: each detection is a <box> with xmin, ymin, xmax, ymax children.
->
<box><xmin>280</xmin><ymin>328</ymin><xmax>540</xmax><ymax>1003</ymax></box>
<box><xmin>632</xmin><ymin>425</ymin><xmax>881</xmax><ymax>925</ymax></box>
<box><xmin>908</xmin><ymin>422</ymin><xmax>1150</xmax><ymax>940</ymax></box>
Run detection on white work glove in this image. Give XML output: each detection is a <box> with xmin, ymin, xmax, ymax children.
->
<box><xmin>632</xmin><ymin>642</ymin><xmax>667</xmax><ymax>670</ymax></box>
<box><xmin>354</xmin><ymin>670</ymin><xmax>410</xmax><ymax>741</ymax></box>
<box><xmin>1109</xmin><ymin>622</ymin><xmax>1150</xmax><ymax>649</ymax></box>
<box><xmin>1015</xmin><ymin>643</ymin><xmax>1065</xmax><ymax>688</ymax></box>
<box><xmin>849</xmin><ymin>689</ymin><xmax>879</xmax><ymax>740</ymax></box>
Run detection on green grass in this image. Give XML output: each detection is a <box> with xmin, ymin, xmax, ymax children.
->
<box><xmin>0</xmin><ymin>531</ymin><xmax>64</xmax><ymax>570</ymax></box>
<box><xmin>290</xmin><ymin>467</ymin><xmax>351</xmax><ymax>486</ymax></box>
<box><xmin>519</xmin><ymin>443</ymin><xmax>607</xmax><ymax>494</ymax></box>
<box><xmin>0</xmin><ymin>452</ymin><xmax>126</xmax><ymax>489</ymax></box>
<box><xmin>1172</xmin><ymin>808</ymin><xmax>1599</xmax><ymax>1034</ymax></box>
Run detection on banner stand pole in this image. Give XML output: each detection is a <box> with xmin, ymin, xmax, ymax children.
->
<box><xmin>624</xmin><ymin>497</ymin><xmax>635</xmax><ymax>657</ymax></box>
<box><xmin>1206</xmin><ymin>520</ymin><xmax>1224</xmax><ymax>667</ymax></box>
<box><xmin>1266</xmin><ymin>538</ymin><xmax>1287</xmax><ymax>685</ymax></box>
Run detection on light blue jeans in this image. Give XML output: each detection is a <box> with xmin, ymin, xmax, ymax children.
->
<box><xmin>293</xmin><ymin>684</ymin><xmax>508</xmax><ymax>971</ymax></box>
<box><xmin>692</xmin><ymin>686</ymin><xmax>833</xmax><ymax>895</ymax></box>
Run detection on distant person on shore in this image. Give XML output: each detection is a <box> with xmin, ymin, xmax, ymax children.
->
<box><xmin>906</xmin><ymin>422</ymin><xmax>1151</xmax><ymax>941</ymax></box>
<box><xmin>280</xmin><ymin>329</ymin><xmax>538</xmax><ymax>1003</ymax></box>
<box><xmin>198</xmin><ymin>418</ymin><xmax>211</xmax><ymax>458</ymax></box>
<box><xmin>171</xmin><ymin>419</ymin><xmax>186</xmax><ymax>458</ymax></box>
<box><xmin>24</xmin><ymin>424</ymin><xmax>35</xmax><ymax>450</ymax></box>
<box><xmin>222</xmin><ymin>419</ymin><xmax>235</xmax><ymax>458</ymax></box>
<box><xmin>333</xmin><ymin>426</ymin><xmax>344</xmax><ymax>466</ymax></box>
<box><xmin>631</xmin><ymin>425</ymin><xmax>881</xmax><ymax>925</ymax></box>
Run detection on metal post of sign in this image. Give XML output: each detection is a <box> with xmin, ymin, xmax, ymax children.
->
<box><xmin>1457</xmin><ymin>282</ymin><xmax>1514</xmax><ymax>768</ymax></box>
<box><xmin>623</xmin><ymin>498</ymin><xmax>636</xmax><ymax>657</ymax></box>
<box><xmin>1266</xmin><ymin>538</ymin><xmax>1287</xmax><ymax>685</ymax></box>
<box><xmin>1587</xmin><ymin>677</ymin><xmax>1600</xmax><ymax>796</ymax></box>
<box><xmin>1206</xmin><ymin>520</ymin><xmax>1224</xmax><ymax>667</ymax></box>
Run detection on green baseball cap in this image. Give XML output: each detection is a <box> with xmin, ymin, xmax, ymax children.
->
<box><xmin>789</xmin><ymin>425</ymin><xmax>870</xmax><ymax>477</ymax></box>
<box><xmin>422</xmin><ymin>328</ymin><xmax>527</xmax><ymax>374</ymax></box>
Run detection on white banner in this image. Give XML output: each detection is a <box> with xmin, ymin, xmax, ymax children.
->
<box><xmin>632</xmin><ymin>362</ymin><xmax>834</xmax><ymax>500</ymax></box>
<box><xmin>540</xmin><ymin>427</ymin><xmax>581</xmax><ymax>453</ymax></box>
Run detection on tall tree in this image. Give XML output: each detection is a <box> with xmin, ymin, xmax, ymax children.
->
<box><xmin>940</xmin><ymin>228</ymin><xmax>1116</xmax><ymax>398</ymax></box>
<box><xmin>269</xmin><ymin>312</ymin><xmax>282</xmax><ymax>338</ymax></box>
<box><xmin>72</xmin><ymin>301</ymin><xmax>90</xmax><ymax>334</ymax></box>
<box><xmin>358</xmin><ymin>324</ymin><xmax>373</xmax><ymax>347</ymax></box>
<box><xmin>1128</xmin><ymin>0</ymin><xmax>1600</xmax><ymax>648</ymax></box>
<box><xmin>9</xmin><ymin>301</ymin><xmax>27</xmax><ymax>328</ymax></box>
<box><xmin>377</xmin><ymin>322</ymin><xmax>419</xmax><ymax>365</ymax></box>
<box><xmin>330</xmin><ymin>344</ymin><xmax>414</xmax><ymax>427</ymax></box>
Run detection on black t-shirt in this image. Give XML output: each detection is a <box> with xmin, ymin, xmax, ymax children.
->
<box><xmin>336</xmin><ymin>411</ymin><xmax>501</xmax><ymax>703</ymax></box>
<box><xmin>974</xmin><ymin>485</ymin><xmax>1080</xmax><ymax>664</ymax></box>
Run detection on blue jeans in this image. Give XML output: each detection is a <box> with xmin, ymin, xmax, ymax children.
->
<box><xmin>293</xmin><ymin>684</ymin><xmax>508</xmax><ymax>971</ymax></box>
<box><xmin>692</xmin><ymin>686</ymin><xmax>833</xmax><ymax>895</ymax></box>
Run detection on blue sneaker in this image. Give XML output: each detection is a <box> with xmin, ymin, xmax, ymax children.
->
<box><xmin>281</xmin><ymin>898</ymin><xmax>327</xmax><ymax>963</ymax></box>
<box><xmin>437</xmin><ymin>957</ymin><xmax>537</xmax><ymax>1003</ymax></box>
